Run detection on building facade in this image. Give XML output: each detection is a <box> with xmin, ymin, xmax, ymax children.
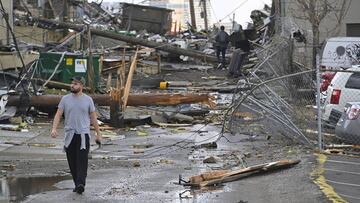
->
<box><xmin>149</xmin><ymin>0</ymin><xmax>211</xmax><ymax>31</ymax></box>
<box><xmin>281</xmin><ymin>0</ymin><xmax>360</xmax><ymax>68</ymax></box>
<box><xmin>0</xmin><ymin>0</ymin><xmax>13</xmax><ymax>46</ymax></box>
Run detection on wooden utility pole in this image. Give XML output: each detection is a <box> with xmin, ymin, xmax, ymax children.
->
<box><xmin>274</xmin><ymin>0</ymin><xmax>280</xmax><ymax>34</ymax></box>
<box><xmin>110</xmin><ymin>48</ymin><xmax>127</xmax><ymax>127</ymax></box>
<box><xmin>189</xmin><ymin>0</ymin><xmax>196</xmax><ymax>30</ymax></box>
<box><xmin>63</xmin><ymin>0</ymin><xmax>69</xmax><ymax>37</ymax></box>
<box><xmin>87</xmin><ymin>25</ymin><xmax>94</xmax><ymax>93</ymax></box>
<box><xmin>32</xmin><ymin>17</ymin><xmax>224</xmax><ymax>63</ymax></box>
<box><xmin>202</xmin><ymin>0</ymin><xmax>208</xmax><ymax>31</ymax></box>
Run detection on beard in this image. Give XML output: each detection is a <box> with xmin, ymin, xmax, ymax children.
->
<box><xmin>70</xmin><ymin>88</ymin><xmax>80</xmax><ymax>94</ymax></box>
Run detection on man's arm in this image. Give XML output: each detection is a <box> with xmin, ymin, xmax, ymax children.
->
<box><xmin>51</xmin><ymin>109</ymin><xmax>63</xmax><ymax>138</ymax></box>
<box><xmin>90</xmin><ymin>111</ymin><xmax>102</xmax><ymax>142</ymax></box>
<box><xmin>215</xmin><ymin>33</ymin><xmax>219</xmax><ymax>42</ymax></box>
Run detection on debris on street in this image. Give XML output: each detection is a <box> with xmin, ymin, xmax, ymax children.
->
<box><xmin>0</xmin><ymin>0</ymin><xmax>356</xmax><ymax>202</ymax></box>
<box><xmin>184</xmin><ymin>159</ymin><xmax>300</xmax><ymax>187</ymax></box>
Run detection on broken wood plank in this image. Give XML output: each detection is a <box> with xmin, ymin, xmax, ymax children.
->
<box><xmin>91</xmin><ymin>126</ymin><xmax>115</xmax><ymax>131</ymax></box>
<box><xmin>325</xmin><ymin>144</ymin><xmax>360</xmax><ymax>149</ymax></box>
<box><xmin>106</xmin><ymin>73</ymin><xmax>112</xmax><ymax>92</ymax></box>
<box><xmin>187</xmin><ymin>159</ymin><xmax>300</xmax><ymax>187</ymax></box>
<box><xmin>153</xmin><ymin>122</ymin><xmax>193</xmax><ymax>128</ymax></box>
<box><xmin>123</xmin><ymin>49</ymin><xmax>138</xmax><ymax>110</ymax></box>
<box><xmin>189</xmin><ymin>170</ymin><xmax>229</xmax><ymax>184</ymax></box>
<box><xmin>27</xmin><ymin>143</ymin><xmax>56</xmax><ymax>148</ymax></box>
<box><xmin>34</xmin><ymin>78</ymin><xmax>91</xmax><ymax>91</ymax></box>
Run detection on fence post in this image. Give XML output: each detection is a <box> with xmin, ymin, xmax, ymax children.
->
<box><xmin>316</xmin><ymin>54</ymin><xmax>322</xmax><ymax>151</ymax></box>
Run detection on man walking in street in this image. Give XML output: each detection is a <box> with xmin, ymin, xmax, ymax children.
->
<box><xmin>215</xmin><ymin>25</ymin><xmax>230</xmax><ymax>69</ymax></box>
<box><xmin>51</xmin><ymin>76</ymin><xmax>102</xmax><ymax>195</ymax></box>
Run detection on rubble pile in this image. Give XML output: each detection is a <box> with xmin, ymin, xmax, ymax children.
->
<box><xmin>1</xmin><ymin>0</ymin><xmax>274</xmax><ymax>122</ymax></box>
<box><xmin>0</xmin><ymin>1</ymin><xmax>304</xmax><ymax>200</ymax></box>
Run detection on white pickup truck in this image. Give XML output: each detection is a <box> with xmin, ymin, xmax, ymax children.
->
<box><xmin>319</xmin><ymin>38</ymin><xmax>360</xmax><ymax>126</ymax></box>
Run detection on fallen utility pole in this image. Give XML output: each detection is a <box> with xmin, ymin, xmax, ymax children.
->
<box><xmin>7</xmin><ymin>94</ymin><xmax>214</xmax><ymax>107</ymax></box>
<box><xmin>31</xmin><ymin>17</ymin><xmax>222</xmax><ymax>63</ymax></box>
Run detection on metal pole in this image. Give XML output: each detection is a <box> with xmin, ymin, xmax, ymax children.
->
<box><xmin>316</xmin><ymin>54</ymin><xmax>322</xmax><ymax>151</ymax></box>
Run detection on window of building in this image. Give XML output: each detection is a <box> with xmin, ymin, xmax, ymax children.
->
<box><xmin>346</xmin><ymin>24</ymin><xmax>360</xmax><ymax>37</ymax></box>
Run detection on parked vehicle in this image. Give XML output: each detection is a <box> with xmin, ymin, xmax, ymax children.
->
<box><xmin>320</xmin><ymin>37</ymin><xmax>360</xmax><ymax>70</ymax></box>
<box><xmin>319</xmin><ymin>37</ymin><xmax>360</xmax><ymax>106</ymax></box>
<box><xmin>320</xmin><ymin>72</ymin><xmax>336</xmax><ymax>92</ymax></box>
<box><xmin>322</xmin><ymin>67</ymin><xmax>360</xmax><ymax>127</ymax></box>
<box><xmin>335</xmin><ymin>102</ymin><xmax>360</xmax><ymax>144</ymax></box>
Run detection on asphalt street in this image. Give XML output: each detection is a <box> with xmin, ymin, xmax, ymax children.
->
<box><xmin>323</xmin><ymin>155</ymin><xmax>360</xmax><ymax>203</ymax></box>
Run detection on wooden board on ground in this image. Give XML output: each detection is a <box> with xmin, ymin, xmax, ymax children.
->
<box><xmin>187</xmin><ymin>159</ymin><xmax>300</xmax><ymax>187</ymax></box>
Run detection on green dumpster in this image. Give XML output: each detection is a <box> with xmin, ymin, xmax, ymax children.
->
<box><xmin>38</xmin><ymin>52</ymin><xmax>100</xmax><ymax>90</ymax></box>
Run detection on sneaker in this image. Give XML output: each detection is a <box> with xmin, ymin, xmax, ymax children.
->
<box><xmin>72</xmin><ymin>188</ymin><xmax>77</xmax><ymax>192</ymax></box>
<box><xmin>216</xmin><ymin>63</ymin><xmax>222</xmax><ymax>69</ymax></box>
<box><xmin>76</xmin><ymin>184</ymin><xmax>85</xmax><ymax>194</ymax></box>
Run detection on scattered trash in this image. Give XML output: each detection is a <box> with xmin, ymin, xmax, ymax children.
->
<box><xmin>2</xmin><ymin>164</ymin><xmax>16</xmax><ymax>171</ymax></box>
<box><xmin>153</xmin><ymin>122</ymin><xmax>192</xmax><ymax>128</ymax></box>
<box><xmin>133</xmin><ymin>161</ymin><xmax>141</xmax><ymax>167</ymax></box>
<box><xmin>133</xmin><ymin>149</ymin><xmax>145</xmax><ymax>154</ymax></box>
<box><xmin>9</xmin><ymin>116</ymin><xmax>22</xmax><ymax>124</ymax></box>
<box><xmin>203</xmin><ymin>156</ymin><xmax>217</xmax><ymax>164</ymax></box>
<box><xmin>0</xmin><ymin>124</ymin><xmax>27</xmax><ymax>131</ymax></box>
<box><xmin>200</xmin><ymin>142</ymin><xmax>218</xmax><ymax>149</ymax></box>
<box><xmin>136</xmin><ymin>131</ymin><xmax>148</xmax><ymax>137</ymax></box>
<box><xmin>157</xmin><ymin>159</ymin><xmax>174</xmax><ymax>164</ymax></box>
<box><xmin>132</xmin><ymin>143</ymin><xmax>154</xmax><ymax>149</ymax></box>
<box><xmin>27</xmin><ymin>143</ymin><xmax>56</xmax><ymax>148</ymax></box>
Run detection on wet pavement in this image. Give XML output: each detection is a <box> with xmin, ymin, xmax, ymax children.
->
<box><xmin>0</xmin><ymin>175</ymin><xmax>71</xmax><ymax>202</ymax></box>
<box><xmin>0</xmin><ymin>122</ymin><xmax>328</xmax><ymax>203</ymax></box>
<box><xmin>323</xmin><ymin>155</ymin><xmax>360</xmax><ymax>203</ymax></box>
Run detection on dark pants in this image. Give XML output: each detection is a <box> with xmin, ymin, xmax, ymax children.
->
<box><xmin>228</xmin><ymin>49</ymin><xmax>249</xmax><ymax>77</ymax></box>
<box><xmin>66</xmin><ymin>134</ymin><xmax>90</xmax><ymax>188</ymax></box>
<box><xmin>216</xmin><ymin>46</ymin><xmax>227</xmax><ymax>65</ymax></box>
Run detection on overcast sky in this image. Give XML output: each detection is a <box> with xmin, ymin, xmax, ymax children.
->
<box><xmin>98</xmin><ymin>0</ymin><xmax>272</xmax><ymax>26</ymax></box>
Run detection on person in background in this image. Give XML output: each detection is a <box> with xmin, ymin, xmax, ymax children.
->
<box><xmin>215</xmin><ymin>25</ymin><xmax>230</xmax><ymax>69</ymax></box>
<box><xmin>228</xmin><ymin>25</ymin><xmax>251</xmax><ymax>77</ymax></box>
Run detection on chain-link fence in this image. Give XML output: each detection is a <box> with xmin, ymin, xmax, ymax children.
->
<box><xmin>224</xmin><ymin>36</ymin><xmax>318</xmax><ymax>147</ymax></box>
<box><xmin>223</xmin><ymin>34</ymin><xmax>360</xmax><ymax>154</ymax></box>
